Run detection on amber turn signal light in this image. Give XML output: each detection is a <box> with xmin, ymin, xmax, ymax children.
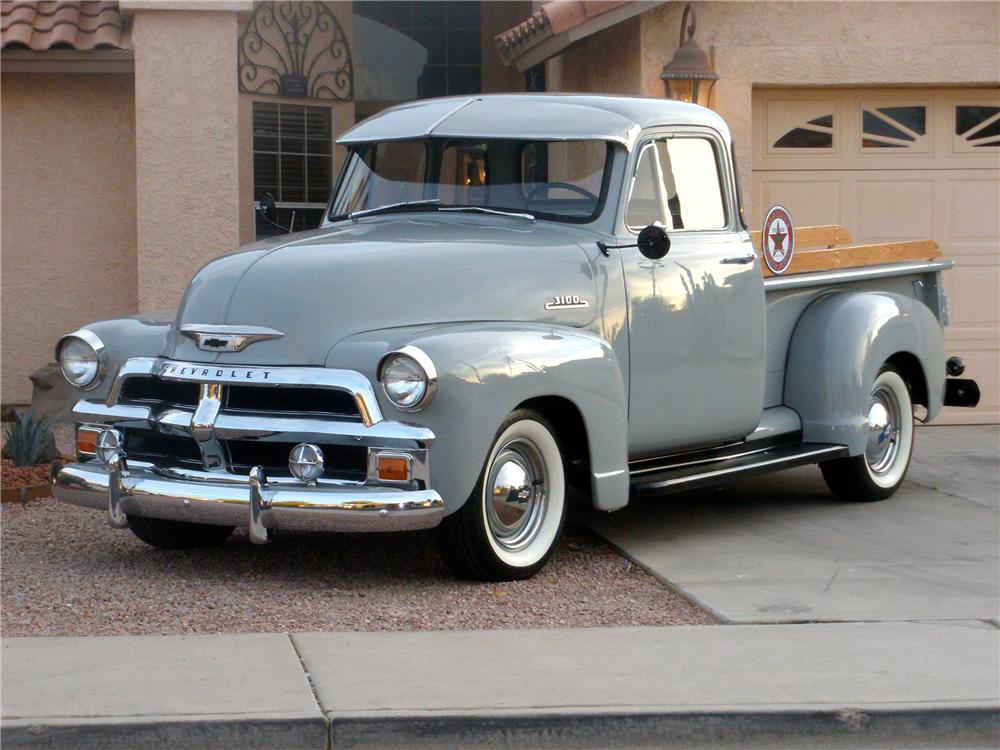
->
<box><xmin>76</xmin><ymin>426</ymin><xmax>101</xmax><ymax>458</ymax></box>
<box><xmin>377</xmin><ymin>454</ymin><xmax>411</xmax><ymax>483</ymax></box>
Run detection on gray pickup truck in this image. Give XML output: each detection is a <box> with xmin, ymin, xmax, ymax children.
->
<box><xmin>53</xmin><ymin>95</ymin><xmax>979</xmax><ymax>581</ymax></box>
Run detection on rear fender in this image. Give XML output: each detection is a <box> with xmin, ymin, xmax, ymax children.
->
<box><xmin>784</xmin><ymin>291</ymin><xmax>945</xmax><ymax>455</ymax></box>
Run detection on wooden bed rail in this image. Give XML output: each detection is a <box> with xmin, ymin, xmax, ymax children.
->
<box><xmin>751</xmin><ymin>224</ymin><xmax>944</xmax><ymax>278</ymax></box>
<box><xmin>750</xmin><ymin>224</ymin><xmax>853</xmax><ymax>250</ymax></box>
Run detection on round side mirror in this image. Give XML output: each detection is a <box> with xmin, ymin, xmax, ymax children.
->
<box><xmin>638</xmin><ymin>224</ymin><xmax>670</xmax><ymax>260</ymax></box>
<box><xmin>257</xmin><ymin>192</ymin><xmax>277</xmax><ymax>221</ymax></box>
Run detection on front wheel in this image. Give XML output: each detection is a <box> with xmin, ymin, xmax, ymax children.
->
<box><xmin>436</xmin><ymin>409</ymin><xmax>566</xmax><ymax>581</ymax></box>
<box><xmin>820</xmin><ymin>366</ymin><xmax>915</xmax><ymax>502</ymax></box>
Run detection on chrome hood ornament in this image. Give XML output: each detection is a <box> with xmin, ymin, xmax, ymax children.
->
<box><xmin>179</xmin><ymin>324</ymin><xmax>284</xmax><ymax>353</ymax></box>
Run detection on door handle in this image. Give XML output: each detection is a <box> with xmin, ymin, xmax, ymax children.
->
<box><xmin>721</xmin><ymin>253</ymin><xmax>757</xmax><ymax>265</ymax></box>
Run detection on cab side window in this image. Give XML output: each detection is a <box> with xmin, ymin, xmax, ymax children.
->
<box><xmin>625</xmin><ymin>137</ymin><xmax>726</xmax><ymax>231</ymax></box>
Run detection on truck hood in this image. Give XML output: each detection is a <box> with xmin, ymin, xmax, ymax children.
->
<box><xmin>169</xmin><ymin>215</ymin><xmax>599</xmax><ymax>365</ymax></box>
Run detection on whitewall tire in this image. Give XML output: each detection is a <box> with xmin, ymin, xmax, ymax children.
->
<box><xmin>820</xmin><ymin>366</ymin><xmax>915</xmax><ymax>502</ymax></box>
<box><xmin>436</xmin><ymin>409</ymin><xmax>566</xmax><ymax>581</ymax></box>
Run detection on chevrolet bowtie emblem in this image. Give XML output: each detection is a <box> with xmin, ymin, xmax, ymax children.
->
<box><xmin>179</xmin><ymin>324</ymin><xmax>284</xmax><ymax>353</ymax></box>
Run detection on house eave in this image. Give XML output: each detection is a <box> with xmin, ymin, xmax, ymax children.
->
<box><xmin>498</xmin><ymin>1</ymin><xmax>666</xmax><ymax>73</ymax></box>
<box><xmin>1</xmin><ymin>48</ymin><xmax>134</xmax><ymax>73</ymax></box>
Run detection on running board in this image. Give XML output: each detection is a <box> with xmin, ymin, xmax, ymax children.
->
<box><xmin>630</xmin><ymin>443</ymin><xmax>849</xmax><ymax>498</ymax></box>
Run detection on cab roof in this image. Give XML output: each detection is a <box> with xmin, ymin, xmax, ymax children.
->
<box><xmin>337</xmin><ymin>94</ymin><xmax>730</xmax><ymax>151</ymax></box>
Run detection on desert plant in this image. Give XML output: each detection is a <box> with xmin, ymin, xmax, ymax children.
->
<box><xmin>2</xmin><ymin>410</ymin><xmax>53</xmax><ymax>467</ymax></box>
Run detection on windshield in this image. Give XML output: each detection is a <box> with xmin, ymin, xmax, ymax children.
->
<box><xmin>329</xmin><ymin>138</ymin><xmax>612</xmax><ymax>223</ymax></box>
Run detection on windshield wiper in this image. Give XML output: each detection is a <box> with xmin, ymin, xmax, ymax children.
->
<box><xmin>349</xmin><ymin>199</ymin><xmax>440</xmax><ymax>221</ymax></box>
<box><xmin>439</xmin><ymin>206</ymin><xmax>535</xmax><ymax>222</ymax></box>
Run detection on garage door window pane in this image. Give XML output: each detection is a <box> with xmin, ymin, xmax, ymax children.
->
<box><xmin>956</xmin><ymin>106</ymin><xmax>1000</xmax><ymax>136</ymax></box>
<box><xmin>774</xmin><ymin>127</ymin><xmax>832</xmax><ymax>148</ymax></box>
<box><xmin>773</xmin><ymin>113</ymin><xmax>834</xmax><ymax>148</ymax></box>
<box><xmin>956</xmin><ymin>106</ymin><xmax>1000</xmax><ymax>148</ymax></box>
<box><xmin>862</xmin><ymin>106</ymin><xmax>926</xmax><ymax>148</ymax></box>
<box><xmin>877</xmin><ymin>107</ymin><xmax>926</xmax><ymax>135</ymax></box>
<box><xmin>626</xmin><ymin>138</ymin><xmax>725</xmax><ymax>231</ymax></box>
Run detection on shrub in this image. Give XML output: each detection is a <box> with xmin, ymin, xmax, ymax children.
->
<box><xmin>3</xmin><ymin>410</ymin><xmax>53</xmax><ymax>467</ymax></box>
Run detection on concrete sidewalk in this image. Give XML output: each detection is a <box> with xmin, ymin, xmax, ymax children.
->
<box><xmin>3</xmin><ymin>620</ymin><xmax>998</xmax><ymax>749</ymax></box>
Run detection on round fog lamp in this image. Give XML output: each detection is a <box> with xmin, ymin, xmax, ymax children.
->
<box><xmin>289</xmin><ymin>443</ymin><xmax>324</xmax><ymax>484</ymax></box>
<box><xmin>96</xmin><ymin>429</ymin><xmax>124</xmax><ymax>466</ymax></box>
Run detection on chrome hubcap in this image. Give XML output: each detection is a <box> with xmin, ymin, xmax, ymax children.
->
<box><xmin>865</xmin><ymin>384</ymin><xmax>901</xmax><ymax>475</ymax></box>
<box><xmin>486</xmin><ymin>438</ymin><xmax>547</xmax><ymax>551</ymax></box>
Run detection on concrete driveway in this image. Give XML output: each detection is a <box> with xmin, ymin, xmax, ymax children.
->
<box><xmin>583</xmin><ymin>426</ymin><xmax>999</xmax><ymax>623</ymax></box>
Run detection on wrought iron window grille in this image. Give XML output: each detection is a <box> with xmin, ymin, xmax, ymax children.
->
<box><xmin>239</xmin><ymin>1</ymin><xmax>354</xmax><ymax>101</ymax></box>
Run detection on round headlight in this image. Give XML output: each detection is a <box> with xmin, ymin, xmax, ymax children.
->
<box><xmin>57</xmin><ymin>331</ymin><xmax>105</xmax><ymax>389</ymax></box>
<box><xmin>379</xmin><ymin>347</ymin><xmax>437</xmax><ymax>411</ymax></box>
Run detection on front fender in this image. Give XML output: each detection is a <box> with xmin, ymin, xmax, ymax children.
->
<box><xmin>326</xmin><ymin>323</ymin><xmax>629</xmax><ymax>514</ymax></box>
<box><xmin>784</xmin><ymin>291</ymin><xmax>945</xmax><ymax>455</ymax></box>
<box><xmin>56</xmin><ymin>312</ymin><xmax>176</xmax><ymax>404</ymax></box>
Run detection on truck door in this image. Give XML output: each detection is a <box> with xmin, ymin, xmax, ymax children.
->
<box><xmin>620</xmin><ymin>132</ymin><xmax>766</xmax><ymax>456</ymax></box>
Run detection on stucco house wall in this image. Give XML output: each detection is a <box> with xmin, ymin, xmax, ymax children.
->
<box><xmin>1</xmin><ymin>73</ymin><xmax>138</xmax><ymax>405</ymax></box>
<box><xmin>549</xmin><ymin>15</ymin><xmax>642</xmax><ymax>95</ymax></box>
<box><xmin>131</xmin><ymin>9</ymin><xmax>242</xmax><ymax>313</ymax></box>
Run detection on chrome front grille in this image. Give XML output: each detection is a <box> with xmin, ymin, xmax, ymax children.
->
<box><xmin>120</xmin><ymin>377</ymin><xmax>200</xmax><ymax>408</ymax></box>
<box><xmin>225</xmin><ymin>383</ymin><xmax>361</xmax><ymax>419</ymax></box>
<box><xmin>119</xmin><ymin>376</ymin><xmax>363</xmax><ymax>421</ymax></box>
<box><xmin>74</xmin><ymin>358</ymin><xmax>436</xmax><ymax>488</ymax></box>
<box><xmin>122</xmin><ymin>428</ymin><xmax>203</xmax><ymax>467</ymax></box>
<box><xmin>223</xmin><ymin>439</ymin><xmax>367</xmax><ymax>480</ymax></box>
<box><xmin>113</xmin><ymin>369</ymin><xmax>367</xmax><ymax>479</ymax></box>
<box><xmin>120</xmin><ymin>428</ymin><xmax>368</xmax><ymax>481</ymax></box>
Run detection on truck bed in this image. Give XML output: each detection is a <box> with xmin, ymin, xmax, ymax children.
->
<box><xmin>757</xmin><ymin>225</ymin><xmax>950</xmax><ymax>410</ymax></box>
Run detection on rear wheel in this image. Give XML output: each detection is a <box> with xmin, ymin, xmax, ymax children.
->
<box><xmin>128</xmin><ymin>515</ymin><xmax>235</xmax><ymax>550</ymax></box>
<box><xmin>820</xmin><ymin>366</ymin><xmax>914</xmax><ymax>502</ymax></box>
<box><xmin>436</xmin><ymin>409</ymin><xmax>566</xmax><ymax>581</ymax></box>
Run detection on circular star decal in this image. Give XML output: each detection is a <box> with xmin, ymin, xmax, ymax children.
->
<box><xmin>761</xmin><ymin>205</ymin><xmax>795</xmax><ymax>274</ymax></box>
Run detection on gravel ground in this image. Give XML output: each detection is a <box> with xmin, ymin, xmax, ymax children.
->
<box><xmin>2</xmin><ymin>499</ymin><xmax>714</xmax><ymax>636</ymax></box>
<box><xmin>1</xmin><ymin>459</ymin><xmax>53</xmax><ymax>489</ymax></box>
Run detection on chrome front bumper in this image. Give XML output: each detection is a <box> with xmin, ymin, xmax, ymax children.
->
<box><xmin>58</xmin><ymin>357</ymin><xmax>446</xmax><ymax>538</ymax></box>
<box><xmin>54</xmin><ymin>461</ymin><xmax>445</xmax><ymax>538</ymax></box>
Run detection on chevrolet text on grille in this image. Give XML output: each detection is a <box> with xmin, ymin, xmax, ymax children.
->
<box><xmin>161</xmin><ymin>364</ymin><xmax>273</xmax><ymax>381</ymax></box>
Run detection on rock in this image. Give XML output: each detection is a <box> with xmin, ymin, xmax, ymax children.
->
<box><xmin>29</xmin><ymin>362</ymin><xmax>75</xmax><ymax>425</ymax></box>
<box><xmin>39</xmin><ymin>431</ymin><xmax>60</xmax><ymax>462</ymax></box>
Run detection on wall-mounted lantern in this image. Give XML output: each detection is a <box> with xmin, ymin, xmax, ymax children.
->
<box><xmin>660</xmin><ymin>3</ymin><xmax>717</xmax><ymax>107</ymax></box>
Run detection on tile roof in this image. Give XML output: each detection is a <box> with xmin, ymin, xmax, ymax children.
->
<box><xmin>495</xmin><ymin>0</ymin><xmax>631</xmax><ymax>67</ymax></box>
<box><xmin>1</xmin><ymin>1</ymin><xmax>129</xmax><ymax>51</ymax></box>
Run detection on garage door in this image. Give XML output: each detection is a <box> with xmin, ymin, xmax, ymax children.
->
<box><xmin>752</xmin><ymin>88</ymin><xmax>1000</xmax><ymax>424</ymax></box>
